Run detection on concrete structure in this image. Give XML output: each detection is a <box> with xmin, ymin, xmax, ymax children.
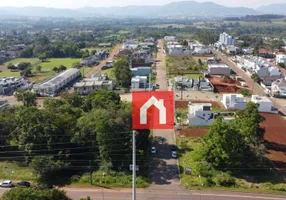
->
<box><xmin>242</xmin><ymin>48</ymin><xmax>254</xmax><ymax>55</ymax></box>
<box><xmin>122</xmin><ymin>39</ymin><xmax>140</xmax><ymax>50</ymax></box>
<box><xmin>188</xmin><ymin>102</ymin><xmax>234</xmax><ymax>126</ymax></box>
<box><xmin>131</xmin><ymin>67</ymin><xmax>151</xmax><ymax>77</ymax></box>
<box><xmin>164</xmin><ymin>36</ymin><xmax>178</xmax><ymax>42</ymax></box>
<box><xmin>167</xmin><ymin>45</ymin><xmax>192</xmax><ymax>55</ymax></box>
<box><xmin>276</xmin><ymin>54</ymin><xmax>286</xmax><ymax>64</ymax></box>
<box><xmin>222</xmin><ymin>94</ymin><xmax>247</xmax><ymax>110</ymax></box>
<box><xmin>219</xmin><ymin>32</ymin><xmax>236</xmax><ymax>46</ymax></box>
<box><xmin>131</xmin><ymin>76</ymin><xmax>150</xmax><ymax>91</ymax></box>
<box><xmin>251</xmin><ymin>95</ymin><xmax>274</xmax><ymax>113</ymax></box>
<box><xmin>0</xmin><ymin>77</ymin><xmax>26</xmax><ymax>95</ymax></box>
<box><xmin>174</xmin><ymin>76</ymin><xmax>193</xmax><ymax>88</ymax></box>
<box><xmin>74</xmin><ymin>75</ymin><xmax>115</xmax><ymax>95</ymax></box>
<box><xmin>271</xmin><ymin>78</ymin><xmax>286</xmax><ymax>97</ymax></box>
<box><xmin>33</xmin><ymin>68</ymin><xmax>81</xmax><ymax>97</ymax></box>
<box><xmin>133</xmin><ymin>50</ymin><xmax>153</xmax><ymax>63</ymax></box>
<box><xmin>208</xmin><ymin>63</ymin><xmax>231</xmax><ymax>76</ymax></box>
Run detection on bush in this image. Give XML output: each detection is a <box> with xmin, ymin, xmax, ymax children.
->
<box><xmin>273</xmin><ymin>183</ymin><xmax>286</xmax><ymax>192</ymax></box>
<box><xmin>213</xmin><ymin>173</ymin><xmax>235</xmax><ymax>187</ymax></box>
<box><xmin>240</xmin><ymin>89</ymin><xmax>252</xmax><ymax>97</ymax></box>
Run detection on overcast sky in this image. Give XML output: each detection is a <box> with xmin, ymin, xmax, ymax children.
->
<box><xmin>0</xmin><ymin>0</ymin><xmax>285</xmax><ymax>9</ymax></box>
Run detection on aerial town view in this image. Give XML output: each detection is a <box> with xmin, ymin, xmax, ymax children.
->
<box><xmin>1</xmin><ymin>0</ymin><xmax>286</xmax><ymax>200</ymax></box>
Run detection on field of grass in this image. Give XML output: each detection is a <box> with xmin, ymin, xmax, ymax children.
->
<box><xmin>98</xmin><ymin>67</ymin><xmax>114</xmax><ymax>78</ymax></box>
<box><xmin>148</xmin><ymin>24</ymin><xmax>188</xmax><ymax>28</ymax></box>
<box><xmin>39</xmin><ymin>58</ymin><xmax>80</xmax><ymax>71</ymax></box>
<box><xmin>0</xmin><ymin>70</ymin><xmax>21</xmax><ymax>78</ymax></box>
<box><xmin>4</xmin><ymin>58</ymin><xmax>40</xmax><ymax>66</ymax></box>
<box><xmin>0</xmin><ymin>162</ymin><xmax>36</xmax><ymax>181</ymax></box>
<box><xmin>177</xmin><ymin>137</ymin><xmax>286</xmax><ymax>195</ymax></box>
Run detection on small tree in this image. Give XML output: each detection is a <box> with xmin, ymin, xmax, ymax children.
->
<box><xmin>90</xmin><ymin>49</ymin><xmax>97</xmax><ymax>55</ymax></box>
<box><xmin>278</xmin><ymin>63</ymin><xmax>285</xmax><ymax>68</ymax></box>
<box><xmin>15</xmin><ymin>90</ymin><xmax>37</xmax><ymax>107</ymax></box>
<box><xmin>58</xmin><ymin>65</ymin><xmax>67</xmax><ymax>71</ymax></box>
<box><xmin>251</xmin><ymin>73</ymin><xmax>260</xmax><ymax>83</ymax></box>
<box><xmin>198</xmin><ymin>58</ymin><xmax>203</xmax><ymax>66</ymax></box>
<box><xmin>72</xmin><ymin>61</ymin><xmax>82</xmax><ymax>69</ymax></box>
<box><xmin>52</xmin><ymin>67</ymin><xmax>58</xmax><ymax>73</ymax></box>
<box><xmin>38</xmin><ymin>54</ymin><xmax>47</xmax><ymax>62</ymax></box>
<box><xmin>36</xmin><ymin>65</ymin><xmax>42</xmax><ymax>73</ymax></box>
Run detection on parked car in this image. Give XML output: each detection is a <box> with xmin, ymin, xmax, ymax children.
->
<box><xmin>36</xmin><ymin>183</ymin><xmax>53</xmax><ymax>190</ymax></box>
<box><xmin>0</xmin><ymin>180</ymin><xmax>13</xmax><ymax>188</ymax></box>
<box><xmin>151</xmin><ymin>147</ymin><xmax>156</xmax><ymax>154</ymax></box>
<box><xmin>172</xmin><ymin>151</ymin><xmax>178</xmax><ymax>158</ymax></box>
<box><xmin>16</xmin><ymin>181</ymin><xmax>31</xmax><ymax>187</ymax></box>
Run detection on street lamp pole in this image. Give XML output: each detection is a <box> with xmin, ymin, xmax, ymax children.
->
<box><xmin>132</xmin><ymin>130</ymin><xmax>137</xmax><ymax>200</ymax></box>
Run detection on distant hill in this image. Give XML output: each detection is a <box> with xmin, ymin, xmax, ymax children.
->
<box><xmin>78</xmin><ymin>1</ymin><xmax>258</xmax><ymax>17</ymax></box>
<box><xmin>0</xmin><ymin>1</ymin><xmax>258</xmax><ymax>18</ymax></box>
<box><xmin>257</xmin><ymin>4</ymin><xmax>286</xmax><ymax>15</ymax></box>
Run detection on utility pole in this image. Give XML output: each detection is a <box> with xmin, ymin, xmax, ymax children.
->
<box><xmin>132</xmin><ymin>130</ymin><xmax>137</xmax><ymax>200</ymax></box>
<box><xmin>89</xmin><ymin>160</ymin><xmax>92</xmax><ymax>185</ymax></box>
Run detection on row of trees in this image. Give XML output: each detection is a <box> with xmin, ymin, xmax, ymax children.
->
<box><xmin>1</xmin><ymin>90</ymin><xmax>150</xmax><ymax>183</ymax></box>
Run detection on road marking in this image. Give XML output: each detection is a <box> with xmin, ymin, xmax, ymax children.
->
<box><xmin>192</xmin><ymin>192</ymin><xmax>286</xmax><ymax>200</ymax></box>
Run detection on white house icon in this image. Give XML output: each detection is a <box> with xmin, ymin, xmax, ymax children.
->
<box><xmin>140</xmin><ymin>96</ymin><xmax>166</xmax><ymax>125</ymax></box>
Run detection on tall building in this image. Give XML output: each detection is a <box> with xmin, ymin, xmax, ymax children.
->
<box><xmin>219</xmin><ymin>32</ymin><xmax>236</xmax><ymax>46</ymax></box>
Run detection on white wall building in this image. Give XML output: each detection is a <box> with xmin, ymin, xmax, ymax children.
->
<box><xmin>251</xmin><ymin>95</ymin><xmax>275</xmax><ymax>113</ymax></box>
<box><xmin>167</xmin><ymin>45</ymin><xmax>192</xmax><ymax>55</ymax></box>
<box><xmin>222</xmin><ymin>94</ymin><xmax>247</xmax><ymax>110</ymax></box>
<box><xmin>271</xmin><ymin>78</ymin><xmax>286</xmax><ymax>97</ymax></box>
<box><xmin>208</xmin><ymin>63</ymin><xmax>231</xmax><ymax>76</ymax></box>
<box><xmin>164</xmin><ymin>36</ymin><xmax>178</xmax><ymax>42</ymax></box>
<box><xmin>33</xmin><ymin>68</ymin><xmax>81</xmax><ymax>97</ymax></box>
<box><xmin>276</xmin><ymin>54</ymin><xmax>286</xmax><ymax>64</ymax></box>
<box><xmin>131</xmin><ymin>76</ymin><xmax>150</xmax><ymax>91</ymax></box>
<box><xmin>74</xmin><ymin>75</ymin><xmax>115</xmax><ymax>95</ymax></box>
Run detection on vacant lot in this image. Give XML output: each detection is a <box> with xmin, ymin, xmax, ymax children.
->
<box><xmin>175</xmin><ymin>100</ymin><xmax>224</xmax><ymax>109</ymax></box>
<box><xmin>177</xmin><ymin>127</ymin><xmax>209</xmax><ymax>137</ymax></box>
<box><xmin>209</xmin><ymin>76</ymin><xmax>248</xmax><ymax>93</ymax></box>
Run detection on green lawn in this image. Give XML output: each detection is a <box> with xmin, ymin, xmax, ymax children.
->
<box><xmin>39</xmin><ymin>58</ymin><xmax>80</xmax><ymax>71</ymax></box>
<box><xmin>0</xmin><ymin>162</ymin><xmax>36</xmax><ymax>181</ymax></box>
<box><xmin>98</xmin><ymin>68</ymin><xmax>114</xmax><ymax>78</ymax></box>
<box><xmin>0</xmin><ymin>70</ymin><xmax>21</xmax><ymax>78</ymax></box>
<box><xmin>4</xmin><ymin>58</ymin><xmax>40</xmax><ymax>66</ymax></box>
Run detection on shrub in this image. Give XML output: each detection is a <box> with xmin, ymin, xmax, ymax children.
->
<box><xmin>213</xmin><ymin>173</ymin><xmax>235</xmax><ymax>187</ymax></box>
<box><xmin>273</xmin><ymin>184</ymin><xmax>286</xmax><ymax>192</ymax></box>
<box><xmin>240</xmin><ymin>89</ymin><xmax>252</xmax><ymax>97</ymax></box>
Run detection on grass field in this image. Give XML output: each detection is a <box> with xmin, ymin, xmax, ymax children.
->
<box><xmin>177</xmin><ymin>137</ymin><xmax>286</xmax><ymax>195</ymax></box>
<box><xmin>0</xmin><ymin>162</ymin><xmax>36</xmax><ymax>181</ymax></box>
<box><xmin>0</xmin><ymin>70</ymin><xmax>21</xmax><ymax>78</ymax></box>
<box><xmin>4</xmin><ymin>58</ymin><xmax>40</xmax><ymax>66</ymax></box>
<box><xmin>148</xmin><ymin>24</ymin><xmax>188</xmax><ymax>28</ymax></box>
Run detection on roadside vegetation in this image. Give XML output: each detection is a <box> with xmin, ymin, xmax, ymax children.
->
<box><xmin>0</xmin><ymin>90</ymin><xmax>150</xmax><ymax>187</ymax></box>
<box><xmin>177</xmin><ymin>102</ymin><xmax>286</xmax><ymax>194</ymax></box>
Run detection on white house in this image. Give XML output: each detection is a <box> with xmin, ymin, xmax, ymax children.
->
<box><xmin>74</xmin><ymin>75</ymin><xmax>115</xmax><ymax>95</ymax></box>
<box><xmin>208</xmin><ymin>64</ymin><xmax>231</xmax><ymax>76</ymax></box>
<box><xmin>33</xmin><ymin>68</ymin><xmax>81</xmax><ymax>97</ymax></box>
<box><xmin>222</xmin><ymin>94</ymin><xmax>247</xmax><ymax>110</ymax></box>
<box><xmin>276</xmin><ymin>54</ymin><xmax>286</xmax><ymax>64</ymax></box>
<box><xmin>251</xmin><ymin>95</ymin><xmax>276</xmax><ymax>113</ymax></box>
<box><xmin>0</xmin><ymin>77</ymin><xmax>26</xmax><ymax>95</ymax></box>
<box><xmin>164</xmin><ymin>36</ymin><xmax>178</xmax><ymax>42</ymax></box>
<box><xmin>271</xmin><ymin>78</ymin><xmax>286</xmax><ymax>97</ymax></box>
<box><xmin>122</xmin><ymin>39</ymin><xmax>140</xmax><ymax>50</ymax></box>
<box><xmin>242</xmin><ymin>48</ymin><xmax>254</xmax><ymax>55</ymax></box>
<box><xmin>167</xmin><ymin>45</ymin><xmax>192</xmax><ymax>55</ymax></box>
<box><xmin>131</xmin><ymin>76</ymin><xmax>150</xmax><ymax>91</ymax></box>
<box><xmin>188</xmin><ymin>103</ymin><xmax>234</xmax><ymax>126</ymax></box>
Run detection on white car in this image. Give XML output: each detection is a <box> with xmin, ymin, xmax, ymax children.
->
<box><xmin>172</xmin><ymin>151</ymin><xmax>178</xmax><ymax>158</ymax></box>
<box><xmin>0</xmin><ymin>180</ymin><xmax>13</xmax><ymax>188</ymax></box>
<box><xmin>151</xmin><ymin>147</ymin><xmax>156</xmax><ymax>154</ymax></box>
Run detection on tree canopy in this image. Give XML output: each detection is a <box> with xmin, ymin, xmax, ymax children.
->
<box><xmin>112</xmin><ymin>58</ymin><xmax>132</xmax><ymax>89</ymax></box>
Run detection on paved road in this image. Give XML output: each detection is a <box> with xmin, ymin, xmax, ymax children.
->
<box><xmin>148</xmin><ymin>39</ymin><xmax>181</xmax><ymax>192</ymax></box>
<box><xmin>85</xmin><ymin>44</ymin><xmax>122</xmax><ymax>78</ymax></box>
<box><xmin>215</xmin><ymin>50</ymin><xmax>286</xmax><ymax>115</ymax></box>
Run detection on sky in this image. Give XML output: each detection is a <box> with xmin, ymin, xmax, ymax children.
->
<box><xmin>0</xmin><ymin>0</ymin><xmax>285</xmax><ymax>9</ymax></box>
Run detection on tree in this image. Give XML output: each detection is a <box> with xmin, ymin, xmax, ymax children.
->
<box><xmin>38</xmin><ymin>53</ymin><xmax>47</xmax><ymax>62</ymax></box>
<box><xmin>30</xmin><ymin>156</ymin><xmax>66</xmax><ymax>182</ymax></box>
<box><xmin>90</xmin><ymin>49</ymin><xmax>97</xmax><ymax>55</ymax></box>
<box><xmin>17</xmin><ymin>62</ymin><xmax>31</xmax><ymax>71</ymax></box>
<box><xmin>36</xmin><ymin>65</ymin><xmax>42</xmax><ymax>73</ymax></box>
<box><xmin>251</xmin><ymin>73</ymin><xmax>260</xmax><ymax>83</ymax></box>
<box><xmin>112</xmin><ymin>58</ymin><xmax>132</xmax><ymax>89</ymax></box>
<box><xmin>53</xmin><ymin>67</ymin><xmax>59</xmax><ymax>73</ymax></box>
<box><xmin>2</xmin><ymin>187</ymin><xmax>71</xmax><ymax>200</ymax></box>
<box><xmin>180</xmin><ymin>40</ymin><xmax>188</xmax><ymax>46</ymax></box>
<box><xmin>20</xmin><ymin>68</ymin><xmax>32</xmax><ymax>77</ymax></box>
<box><xmin>58</xmin><ymin>65</ymin><xmax>67</xmax><ymax>71</ymax></box>
<box><xmin>72</xmin><ymin>61</ymin><xmax>82</xmax><ymax>69</ymax></box>
<box><xmin>198</xmin><ymin>58</ymin><xmax>203</xmax><ymax>66</ymax></box>
<box><xmin>7</xmin><ymin>63</ymin><xmax>17</xmax><ymax>70</ymax></box>
<box><xmin>15</xmin><ymin>90</ymin><xmax>37</xmax><ymax>107</ymax></box>
<box><xmin>61</xmin><ymin>92</ymin><xmax>83</xmax><ymax>108</ymax></box>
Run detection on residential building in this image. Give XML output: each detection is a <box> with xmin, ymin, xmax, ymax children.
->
<box><xmin>219</xmin><ymin>32</ymin><xmax>236</xmax><ymax>46</ymax></box>
<box><xmin>98</xmin><ymin>43</ymin><xmax>112</xmax><ymax>47</ymax></box>
<box><xmin>164</xmin><ymin>36</ymin><xmax>178</xmax><ymax>42</ymax></box>
<box><xmin>115</xmin><ymin>49</ymin><xmax>132</xmax><ymax>58</ymax></box>
<box><xmin>259</xmin><ymin>49</ymin><xmax>275</xmax><ymax>58</ymax></box>
<box><xmin>251</xmin><ymin>95</ymin><xmax>276</xmax><ymax>113</ymax></box>
<box><xmin>193</xmin><ymin>78</ymin><xmax>214</xmax><ymax>91</ymax></box>
<box><xmin>276</xmin><ymin>54</ymin><xmax>286</xmax><ymax>64</ymax></box>
<box><xmin>174</xmin><ymin>76</ymin><xmax>193</xmax><ymax>88</ymax></box>
<box><xmin>188</xmin><ymin>103</ymin><xmax>234</xmax><ymax>126</ymax></box>
<box><xmin>271</xmin><ymin>78</ymin><xmax>286</xmax><ymax>97</ymax></box>
<box><xmin>131</xmin><ymin>67</ymin><xmax>151</xmax><ymax>77</ymax></box>
<box><xmin>81</xmin><ymin>56</ymin><xmax>99</xmax><ymax>66</ymax></box>
<box><xmin>167</xmin><ymin>45</ymin><xmax>192</xmax><ymax>55</ymax></box>
<box><xmin>222</xmin><ymin>94</ymin><xmax>247</xmax><ymax>110</ymax></box>
<box><xmin>122</xmin><ymin>39</ymin><xmax>140</xmax><ymax>50</ymax></box>
<box><xmin>132</xmin><ymin>50</ymin><xmax>153</xmax><ymax>63</ymax></box>
<box><xmin>242</xmin><ymin>48</ymin><xmax>254</xmax><ymax>55</ymax></box>
<box><xmin>208</xmin><ymin>63</ymin><xmax>231</xmax><ymax>76</ymax></box>
<box><xmin>33</xmin><ymin>68</ymin><xmax>81</xmax><ymax>97</ymax></box>
<box><xmin>0</xmin><ymin>77</ymin><xmax>26</xmax><ymax>95</ymax></box>
<box><xmin>74</xmin><ymin>75</ymin><xmax>115</xmax><ymax>95</ymax></box>
<box><xmin>131</xmin><ymin>76</ymin><xmax>151</xmax><ymax>91</ymax></box>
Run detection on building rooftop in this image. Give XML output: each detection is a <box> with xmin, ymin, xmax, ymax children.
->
<box><xmin>251</xmin><ymin>95</ymin><xmax>272</xmax><ymax>103</ymax></box>
<box><xmin>208</xmin><ymin>63</ymin><xmax>229</xmax><ymax>68</ymax></box>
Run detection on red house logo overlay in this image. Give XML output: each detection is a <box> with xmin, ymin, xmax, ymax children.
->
<box><xmin>132</xmin><ymin>91</ymin><xmax>174</xmax><ymax>129</ymax></box>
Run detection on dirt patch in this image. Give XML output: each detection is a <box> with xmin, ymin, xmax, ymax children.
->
<box><xmin>177</xmin><ymin>128</ymin><xmax>209</xmax><ymax>137</ymax></box>
<box><xmin>175</xmin><ymin>100</ymin><xmax>224</xmax><ymax>109</ymax></box>
<box><xmin>208</xmin><ymin>75</ymin><xmax>248</xmax><ymax>93</ymax></box>
<box><xmin>261</xmin><ymin>113</ymin><xmax>286</xmax><ymax>168</ymax></box>
<box><xmin>0</xmin><ymin>65</ymin><xmax>8</xmax><ymax>70</ymax></box>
